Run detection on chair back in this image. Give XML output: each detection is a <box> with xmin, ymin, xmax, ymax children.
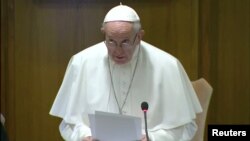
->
<box><xmin>192</xmin><ymin>78</ymin><xmax>213</xmax><ymax>141</ymax></box>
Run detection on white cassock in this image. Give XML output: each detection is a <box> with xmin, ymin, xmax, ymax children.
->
<box><xmin>50</xmin><ymin>41</ymin><xmax>202</xmax><ymax>141</ymax></box>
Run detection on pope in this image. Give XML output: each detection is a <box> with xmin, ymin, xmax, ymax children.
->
<box><xmin>50</xmin><ymin>4</ymin><xmax>202</xmax><ymax>141</ymax></box>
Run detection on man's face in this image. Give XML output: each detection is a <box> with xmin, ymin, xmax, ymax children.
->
<box><xmin>103</xmin><ymin>22</ymin><xmax>138</xmax><ymax>64</ymax></box>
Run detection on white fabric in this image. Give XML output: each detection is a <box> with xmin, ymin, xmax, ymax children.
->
<box><xmin>59</xmin><ymin>121</ymin><xmax>91</xmax><ymax>141</ymax></box>
<box><xmin>103</xmin><ymin>5</ymin><xmax>140</xmax><ymax>22</ymax></box>
<box><xmin>50</xmin><ymin>41</ymin><xmax>202</xmax><ymax>140</ymax></box>
<box><xmin>149</xmin><ymin>120</ymin><xmax>197</xmax><ymax>141</ymax></box>
<box><xmin>59</xmin><ymin>119</ymin><xmax>197</xmax><ymax>141</ymax></box>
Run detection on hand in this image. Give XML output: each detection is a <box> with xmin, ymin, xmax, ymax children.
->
<box><xmin>82</xmin><ymin>136</ymin><xmax>92</xmax><ymax>141</ymax></box>
<box><xmin>82</xmin><ymin>136</ymin><xmax>99</xmax><ymax>141</ymax></box>
<box><xmin>141</xmin><ymin>135</ymin><xmax>147</xmax><ymax>141</ymax></box>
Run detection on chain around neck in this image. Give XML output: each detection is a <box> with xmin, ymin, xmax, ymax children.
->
<box><xmin>108</xmin><ymin>45</ymin><xmax>141</xmax><ymax>115</ymax></box>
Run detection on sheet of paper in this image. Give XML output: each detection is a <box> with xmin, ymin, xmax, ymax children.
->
<box><xmin>88</xmin><ymin>111</ymin><xmax>141</xmax><ymax>141</ymax></box>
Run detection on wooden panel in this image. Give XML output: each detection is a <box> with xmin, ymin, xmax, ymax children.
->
<box><xmin>132</xmin><ymin>0</ymin><xmax>199</xmax><ymax>79</ymax></box>
<box><xmin>3</xmin><ymin>0</ymin><xmax>250</xmax><ymax>141</ymax></box>
<box><xmin>199</xmin><ymin>0</ymin><xmax>250</xmax><ymax>140</ymax></box>
<box><xmin>1</xmin><ymin>0</ymin><xmax>16</xmax><ymax>140</ymax></box>
<box><xmin>199</xmin><ymin>1</ymin><xmax>250</xmax><ymax>140</ymax></box>
<box><xmin>1</xmin><ymin>0</ymin><xmax>199</xmax><ymax>140</ymax></box>
<box><xmin>215</xmin><ymin>0</ymin><xmax>250</xmax><ymax>124</ymax></box>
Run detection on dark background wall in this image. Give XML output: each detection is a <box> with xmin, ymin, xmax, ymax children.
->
<box><xmin>1</xmin><ymin>0</ymin><xmax>249</xmax><ymax>140</ymax></box>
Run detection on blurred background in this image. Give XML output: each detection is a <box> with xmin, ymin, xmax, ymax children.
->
<box><xmin>1</xmin><ymin>0</ymin><xmax>249</xmax><ymax>140</ymax></box>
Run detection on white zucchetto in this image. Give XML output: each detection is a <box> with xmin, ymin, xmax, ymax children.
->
<box><xmin>103</xmin><ymin>4</ymin><xmax>140</xmax><ymax>23</ymax></box>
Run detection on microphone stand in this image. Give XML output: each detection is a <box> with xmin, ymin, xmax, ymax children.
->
<box><xmin>143</xmin><ymin>110</ymin><xmax>150</xmax><ymax>141</ymax></box>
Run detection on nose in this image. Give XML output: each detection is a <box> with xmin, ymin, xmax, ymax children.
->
<box><xmin>114</xmin><ymin>46</ymin><xmax>124</xmax><ymax>54</ymax></box>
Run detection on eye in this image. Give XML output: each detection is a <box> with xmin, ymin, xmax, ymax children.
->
<box><xmin>107</xmin><ymin>39</ymin><xmax>114</xmax><ymax>43</ymax></box>
<box><xmin>122</xmin><ymin>39</ymin><xmax>130</xmax><ymax>44</ymax></box>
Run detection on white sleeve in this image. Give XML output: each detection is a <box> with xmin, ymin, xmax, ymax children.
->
<box><xmin>149</xmin><ymin>120</ymin><xmax>197</xmax><ymax>141</ymax></box>
<box><xmin>59</xmin><ymin>120</ymin><xmax>92</xmax><ymax>141</ymax></box>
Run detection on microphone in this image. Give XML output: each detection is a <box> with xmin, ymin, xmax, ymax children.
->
<box><xmin>141</xmin><ymin>101</ymin><xmax>149</xmax><ymax>141</ymax></box>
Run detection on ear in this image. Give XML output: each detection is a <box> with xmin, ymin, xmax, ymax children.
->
<box><xmin>135</xmin><ymin>29</ymin><xmax>145</xmax><ymax>45</ymax></box>
<box><xmin>137</xmin><ymin>29</ymin><xmax>145</xmax><ymax>40</ymax></box>
<box><xmin>100</xmin><ymin>27</ymin><xmax>105</xmax><ymax>34</ymax></box>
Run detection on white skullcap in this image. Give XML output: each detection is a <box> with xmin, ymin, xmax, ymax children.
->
<box><xmin>103</xmin><ymin>4</ymin><xmax>140</xmax><ymax>23</ymax></box>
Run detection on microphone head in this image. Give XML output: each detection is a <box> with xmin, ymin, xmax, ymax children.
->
<box><xmin>141</xmin><ymin>101</ymin><xmax>149</xmax><ymax>111</ymax></box>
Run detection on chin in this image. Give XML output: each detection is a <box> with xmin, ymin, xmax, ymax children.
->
<box><xmin>114</xmin><ymin>60</ymin><xmax>128</xmax><ymax>65</ymax></box>
<box><xmin>113</xmin><ymin>58</ymin><xmax>131</xmax><ymax>65</ymax></box>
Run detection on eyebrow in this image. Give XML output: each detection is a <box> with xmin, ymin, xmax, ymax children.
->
<box><xmin>106</xmin><ymin>37</ymin><xmax>131</xmax><ymax>43</ymax></box>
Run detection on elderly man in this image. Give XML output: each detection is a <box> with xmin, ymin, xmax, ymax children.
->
<box><xmin>50</xmin><ymin>4</ymin><xmax>202</xmax><ymax>141</ymax></box>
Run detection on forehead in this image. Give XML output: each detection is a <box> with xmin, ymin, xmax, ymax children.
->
<box><xmin>104</xmin><ymin>21</ymin><xmax>134</xmax><ymax>36</ymax></box>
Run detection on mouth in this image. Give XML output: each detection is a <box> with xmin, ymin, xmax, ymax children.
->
<box><xmin>113</xmin><ymin>56</ymin><xmax>127</xmax><ymax>64</ymax></box>
<box><xmin>116</xmin><ymin>56</ymin><xmax>124</xmax><ymax>59</ymax></box>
